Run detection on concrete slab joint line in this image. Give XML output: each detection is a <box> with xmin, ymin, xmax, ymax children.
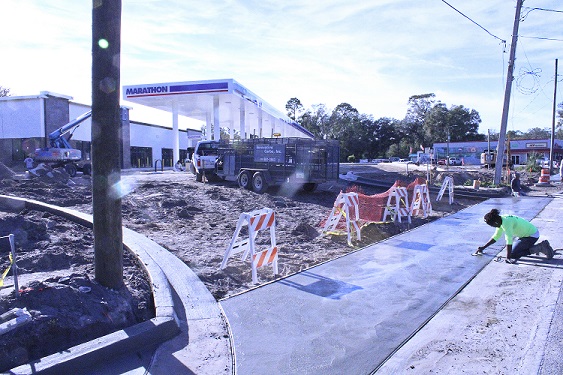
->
<box><xmin>0</xmin><ymin>194</ymin><xmax>233</xmax><ymax>374</ymax></box>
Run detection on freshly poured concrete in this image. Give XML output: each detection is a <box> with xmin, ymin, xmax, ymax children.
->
<box><xmin>220</xmin><ymin>197</ymin><xmax>551</xmax><ymax>374</ymax></box>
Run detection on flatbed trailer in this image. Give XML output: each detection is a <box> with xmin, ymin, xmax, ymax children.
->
<box><xmin>216</xmin><ymin>137</ymin><xmax>340</xmax><ymax>193</ymax></box>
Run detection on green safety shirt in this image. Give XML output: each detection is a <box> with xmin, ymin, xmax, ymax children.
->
<box><xmin>491</xmin><ymin>214</ymin><xmax>538</xmax><ymax>245</ymax></box>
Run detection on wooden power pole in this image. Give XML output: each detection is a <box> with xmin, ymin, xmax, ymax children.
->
<box><xmin>494</xmin><ymin>0</ymin><xmax>524</xmax><ymax>185</ymax></box>
<box><xmin>92</xmin><ymin>0</ymin><xmax>124</xmax><ymax>289</ymax></box>
<box><xmin>549</xmin><ymin>59</ymin><xmax>558</xmax><ymax>175</ymax></box>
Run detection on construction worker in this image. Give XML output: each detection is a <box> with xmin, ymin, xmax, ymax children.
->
<box><xmin>474</xmin><ymin>208</ymin><xmax>554</xmax><ymax>263</ymax></box>
<box><xmin>510</xmin><ymin>172</ymin><xmax>524</xmax><ymax>196</ymax></box>
<box><xmin>174</xmin><ymin>160</ymin><xmax>185</xmax><ymax>172</ymax></box>
<box><xmin>24</xmin><ymin>155</ymin><xmax>34</xmax><ymax>170</ymax></box>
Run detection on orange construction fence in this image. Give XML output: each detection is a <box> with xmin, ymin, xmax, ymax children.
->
<box><xmin>321</xmin><ymin>177</ymin><xmax>430</xmax><ymax>231</ymax></box>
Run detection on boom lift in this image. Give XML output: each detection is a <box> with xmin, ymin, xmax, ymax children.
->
<box><xmin>33</xmin><ymin>111</ymin><xmax>92</xmax><ymax>177</ymax></box>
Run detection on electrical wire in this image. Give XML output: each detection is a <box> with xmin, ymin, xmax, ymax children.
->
<box><xmin>520</xmin><ymin>35</ymin><xmax>563</xmax><ymax>42</ymax></box>
<box><xmin>522</xmin><ymin>6</ymin><xmax>563</xmax><ymax>20</ymax></box>
<box><xmin>440</xmin><ymin>0</ymin><xmax>506</xmax><ymax>44</ymax></box>
<box><xmin>515</xmin><ymin>39</ymin><xmax>542</xmax><ymax>95</ymax></box>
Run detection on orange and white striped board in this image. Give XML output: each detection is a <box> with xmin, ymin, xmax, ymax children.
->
<box><xmin>249</xmin><ymin>210</ymin><xmax>275</xmax><ymax>232</ymax></box>
<box><xmin>221</xmin><ymin>208</ymin><xmax>279</xmax><ymax>284</ymax></box>
<box><xmin>251</xmin><ymin>246</ymin><xmax>279</xmax><ymax>284</ymax></box>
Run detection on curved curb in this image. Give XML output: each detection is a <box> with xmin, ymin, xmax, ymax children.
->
<box><xmin>0</xmin><ymin>195</ymin><xmax>180</xmax><ymax>374</ymax></box>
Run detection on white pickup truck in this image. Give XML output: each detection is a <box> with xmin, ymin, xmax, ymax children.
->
<box><xmin>448</xmin><ymin>157</ymin><xmax>462</xmax><ymax>166</ymax></box>
<box><xmin>189</xmin><ymin>140</ymin><xmax>220</xmax><ymax>182</ymax></box>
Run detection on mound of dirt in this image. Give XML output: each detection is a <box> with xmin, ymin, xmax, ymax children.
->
<box><xmin>0</xmin><ymin>210</ymin><xmax>153</xmax><ymax>371</ymax></box>
<box><xmin>0</xmin><ymin>163</ymin><xmax>16</xmax><ymax>180</ymax></box>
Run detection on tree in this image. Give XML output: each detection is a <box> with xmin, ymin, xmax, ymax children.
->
<box><xmin>285</xmin><ymin>97</ymin><xmax>304</xmax><ymax>121</ymax></box>
<box><xmin>299</xmin><ymin>103</ymin><xmax>330</xmax><ymax>138</ymax></box>
<box><xmin>522</xmin><ymin>127</ymin><xmax>550</xmax><ymax>140</ymax></box>
<box><xmin>506</xmin><ymin>130</ymin><xmax>525</xmax><ymax>140</ymax></box>
<box><xmin>405</xmin><ymin>93</ymin><xmax>436</xmax><ymax>124</ymax></box>
<box><xmin>438</xmin><ymin>105</ymin><xmax>485</xmax><ymax>142</ymax></box>
<box><xmin>374</xmin><ymin>117</ymin><xmax>401</xmax><ymax>157</ymax></box>
<box><xmin>0</xmin><ymin>86</ymin><xmax>10</xmax><ymax>97</ymax></box>
<box><xmin>404</xmin><ymin>94</ymin><xmax>484</xmax><ymax>147</ymax></box>
<box><xmin>92</xmin><ymin>0</ymin><xmax>124</xmax><ymax>289</ymax></box>
<box><xmin>327</xmin><ymin>103</ymin><xmax>361</xmax><ymax>160</ymax></box>
<box><xmin>403</xmin><ymin>94</ymin><xmax>437</xmax><ymax>150</ymax></box>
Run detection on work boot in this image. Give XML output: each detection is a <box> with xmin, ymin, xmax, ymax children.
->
<box><xmin>545</xmin><ymin>241</ymin><xmax>555</xmax><ymax>260</ymax></box>
<box><xmin>534</xmin><ymin>240</ymin><xmax>554</xmax><ymax>259</ymax></box>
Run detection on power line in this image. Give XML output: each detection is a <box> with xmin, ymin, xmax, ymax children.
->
<box><xmin>521</xmin><ymin>6</ymin><xmax>563</xmax><ymax>21</ymax></box>
<box><xmin>440</xmin><ymin>0</ymin><xmax>506</xmax><ymax>44</ymax></box>
<box><xmin>523</xmin><ymin>6</ymin><xmax>563</xmax><ymax>14</ymax></box>
<box><xmin>520</xmin><ymin>35</ymin><xmax>563</xmax><ymax>42</ymax></box>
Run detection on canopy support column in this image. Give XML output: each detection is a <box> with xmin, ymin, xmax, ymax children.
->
<box><xmin>213</xmin><ymin>96</ymin><xmax>221</xmax><ymax>141</ymax></box>
<box><xmin>172</xmin><ymin>101</ymin><xmax>179</xmax><ymax>164</ymax></box>
<box><xmin>239</xmin><ymin>100</ymin><xmax>247</xmax><ymax>139</ymax></box>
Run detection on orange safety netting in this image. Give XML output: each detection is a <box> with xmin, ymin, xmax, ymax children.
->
<box><xmin>320</xmin><ymin>177</ymin><xmax>428</xmax><ymax>229</ymax></box>
<box><xmin>356</xmin><ymin>177</ymin><xmax>427</xmax><ymax>222</ymax></box>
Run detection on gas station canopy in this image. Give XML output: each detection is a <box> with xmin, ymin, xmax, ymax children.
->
<box><xmin>122</xmin><ymin>78</ymin><xmax>313</xmax><ymax>141</ymax></box>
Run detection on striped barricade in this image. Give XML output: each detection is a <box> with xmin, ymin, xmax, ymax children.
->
<box><xmin>322</xmin><ymin>192</ymin><xmax>361</xmax><ymax>246</ymax></box>
<box><xmin>0</xmin><ymin>234</ymin><xmax>19</xmax><ymax>296</ymax></box>
<box><xmin>383</xmin><ymin>187</ymin><xmax>411</xmax><ymax>223</ymax></box>
<box><xmin>411</xmin><ymin>184</ymin><xmax>432</xmax><ymax>218</ymax></box>
<box><xmin>221</xmin><ymin>208</ymin><xmax>278</xmax><ymax>284</ymax></box>
<box><xmin>436</xmin><ymin>176</ymin><xmax>454</xmax><ymax>204</ymax></box>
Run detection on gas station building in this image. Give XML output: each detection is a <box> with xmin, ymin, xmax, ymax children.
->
<box><xmin>0</xmin><ymin>79</ymin><xmax>312</xmax><ymax>170</ymax></box>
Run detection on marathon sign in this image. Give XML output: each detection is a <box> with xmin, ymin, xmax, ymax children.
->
<box><xmin>124</xmin><ymin>81</ymin><xmax>229</xmax><ymax>98</ymax></box>
<box><xmin>125</xmin><ymin>86</ymin><xmax>168</xmax><ymax>96</ymax></box>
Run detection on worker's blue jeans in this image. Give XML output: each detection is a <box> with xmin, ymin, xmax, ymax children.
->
<box><xmin>510</xmin><ymin>236</ymin><xmax>539</xmax><ymax>259</ymax></box>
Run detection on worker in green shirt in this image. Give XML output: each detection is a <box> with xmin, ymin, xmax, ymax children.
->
<box><xmin>474</xmin><ymin>208</ymin><xmax>554</xmax><ymax>263</ymax></box>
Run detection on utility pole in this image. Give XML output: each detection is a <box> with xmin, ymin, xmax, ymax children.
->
<box><xmin>549</xmin><ymin>59</ymin><xmax>558</xmax><ymax>175</ymax></box>
<box><xmin>487</xmin><ymin>129</ymin><xmax>491</xmax><ymax>170</ymax></box>
<box><xmin>494</xmin><ymin>0</ymin><xmax>524</xmax><ymax>185</ymax></box>
<box><xmin>92</xmin><ymin>0</ymin><xmax>124</xmax><ymax>289</ymax></box>
<box><xmin>446</xmin><ymin>127</ymin><xmax>450</xmax><ymax>172</ymax></box>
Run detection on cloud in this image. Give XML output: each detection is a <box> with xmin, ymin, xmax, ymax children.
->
<box><xmin>1</xmin><ymin>0</ymin><xmax>561</xmax><ymax>134</ymax></box>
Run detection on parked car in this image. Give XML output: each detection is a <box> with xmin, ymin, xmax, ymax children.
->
<box><xmin>389</xmin><ymin>157</ymin><xmax>400</xmax><ymax>162</ymax></box>
<box><xmin>448</xmin><ymin>157</ymin><xmax>462</xmax><ymax>166</ymax></box>
<box><xmin>438</xmin><ymin>159</ymin><xmax>447</xmax><ymax>165</ymax></box>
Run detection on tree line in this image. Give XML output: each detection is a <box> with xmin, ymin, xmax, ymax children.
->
<box><xmin>286</xmin><ymin>93</ymin><xmax>563</xmax><ymax>162</ymax></box>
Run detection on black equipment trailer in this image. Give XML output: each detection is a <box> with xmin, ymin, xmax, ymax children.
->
<box><xmin>215</xmin><ymin>137</ymin><xmax>340</xmax><ymax>193</ymax></box>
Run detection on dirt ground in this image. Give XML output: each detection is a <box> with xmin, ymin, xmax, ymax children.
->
<box><xmin>0</xmin><ymin>161</ymin><xmax>558</xmax><ymax>371</ymax></box>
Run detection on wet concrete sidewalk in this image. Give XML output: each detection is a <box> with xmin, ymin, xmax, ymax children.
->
<box><xmin>220</xmin><ymin>196</ymin><xmax>555</xmax><ymax>374</ymax></box>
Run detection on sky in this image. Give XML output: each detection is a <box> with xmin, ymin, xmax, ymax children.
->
<box><xmin>1</xmin><ymin>0</ymin><xmax>562</xmax><ymax>134</ymax></box>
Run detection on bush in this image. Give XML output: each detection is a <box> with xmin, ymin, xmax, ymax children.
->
<box><xmin>526</xmin><ymin>153</ymin><xmax>543</xmax><ymax>172</ymax></box>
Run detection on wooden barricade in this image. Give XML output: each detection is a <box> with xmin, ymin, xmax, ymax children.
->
<box><xmin>221</xmin><ymin>208</ymin><xmax>278</xmax><ymax>284</ymax></box>
<box><xmin>322</xmin><ymin>192</ymin><xmax>361</xmax><ymax>246</ymax></box>
<box><xmin>0</xmin><ymin>234</ymin><xmax>19</xmax><ymax>296</ymax></box>
<box><xmin>382</xmin><ymin>187</ymin><xmax>411</xmax><ymax>223</ymax></box>
<box><xmin>411</xmin><ymin>184</ymin><xmax>432</xmax><ymax>218</ymax></box>
<box><xmin>436</xmin><ymin>176</ymin><xmax>454</xmax><ymax>204</ymax></box>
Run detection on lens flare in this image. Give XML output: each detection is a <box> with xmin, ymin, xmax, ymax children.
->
<box><xmin>98</xmin><ymin>39</ymin><xmax>109</xmax><ymax>49</ymax></box>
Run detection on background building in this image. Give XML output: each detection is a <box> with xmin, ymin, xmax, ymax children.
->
<box><xmin>0</xmin><ymin>91</ymin><xmax>198</xmax><ymax>170</ymax></box>
<box><xmin>1</xmin><ymin>81</ymin><xmax>312</xmax><ymax>171</ymax></box>
<box><xmin>432</xmin><ymin>139</ymin><xmax>563</xmax><ymax>166</ymax></box>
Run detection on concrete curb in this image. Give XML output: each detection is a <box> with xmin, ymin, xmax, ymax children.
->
<box><xmin>0</xmin><ymin>195</ymin><xmax>180</xmax><ymax>374</ymax></box>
